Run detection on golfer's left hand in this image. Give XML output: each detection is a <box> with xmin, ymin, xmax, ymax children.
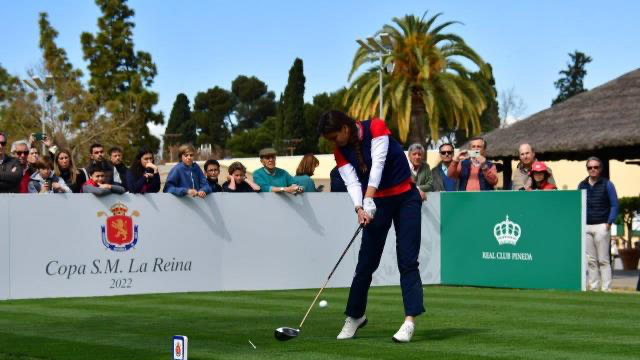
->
<box><xmin>363</xmin><ymin>197</ymin><xmax>376</xmax><ymax>218</ymax></box>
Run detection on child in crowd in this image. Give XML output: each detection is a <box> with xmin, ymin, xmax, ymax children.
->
<box><xmin>28</xmin><ymin>157</ymin><xmax>72</xmax><ymax>194</ymax></box>
<box><xmin>82</xmin><ymin>162</ymin><xmax>126</xmax><ymax>196</ymax></box>
<box><xmin>222</xmin><ymin>162</ymin><xmax>260</xmax><ymax>193</ymax></box>
<box><xmin>163</xmin><ymin>144</ymin><xmax>211</xmax><ymax>198</ymax></box>
<box><xmin>526</xmin><ymin>162</ymin><xmax>557</xmax><ymax>191</ymax></box>
<box><xmin>204</xmin><ymin>159</ymin><xmax>223</xmax><ymax>193</ymax></box>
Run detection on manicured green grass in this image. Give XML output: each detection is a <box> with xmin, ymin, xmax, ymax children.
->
<box><xmin>0</xmin><ymin>286</ymin><xmax>638</xmax><ymax>359</ymax></box>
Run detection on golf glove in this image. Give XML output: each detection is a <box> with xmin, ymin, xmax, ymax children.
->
<box><xmin>363</xmin><ymin>197</ymin><xmax>376</xmax><ymax>219</ymax></box>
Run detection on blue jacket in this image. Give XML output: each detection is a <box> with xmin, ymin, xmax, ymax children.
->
<box><xmin>163</xmin><ymin>162</ymin><xmax>211</xmax><ymax>196</ymax></box>
<box><xmin>578</xmin><ymin>177</ymin><xmax>619</xmax><ymax>225</ymax></box>
<box><xmin>458</xmin><ymin>159</ymin><xmax>495</xmax><ymax>191</ymax></box>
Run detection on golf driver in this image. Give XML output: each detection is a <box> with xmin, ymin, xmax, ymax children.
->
<box><xmin>274</xmin><ymin>224</ymin><xmax>364</xmax><ymax>341</ymax></box>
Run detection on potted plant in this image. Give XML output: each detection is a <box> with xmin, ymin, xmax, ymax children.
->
<box><xmin>615</xmin><ymin>196</ymin><xmax>640</xmax><ymax>270</ymax></box>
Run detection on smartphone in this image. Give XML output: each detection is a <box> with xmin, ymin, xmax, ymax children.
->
<box><xmin>468</xmin><ymin>150</ymin><xmax>480</xmax><ymax>158</ymax></box>
<box><xmin>33</xmin><ymin>132</ymin><xmax>45</xmax><ymax>141</ymax></box>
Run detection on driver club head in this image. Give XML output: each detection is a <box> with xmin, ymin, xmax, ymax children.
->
<box><xmin>274</xmin><ymin>327</ymin><xmax>299</xmax><ymax>341</ymax></box>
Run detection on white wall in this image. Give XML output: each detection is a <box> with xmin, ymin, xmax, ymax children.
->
<box><xmin>0</xmin><ymin>193</ymin><xmax>440</xmax><ymax>300</ymax></box>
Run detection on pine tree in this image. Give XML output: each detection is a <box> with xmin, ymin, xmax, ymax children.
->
<box><xmin>80</xmin><ymin>0</ymin><xmax>162</xmax><ymax>154</ymax></box>
<box><xmin>193</xmin><ymin>86</ymin><xmax>235</xmax><ymax>152</ymax></box>
<box><xmin>282</xmin><ymin>58</ymin><xmax>306</xmax><ymax>154</ymax></box>
<box><xmin>552</xmin><ymin>51</ymin><xmax>592</xmax><ymax>105</ymax></box>
<box><xmin>230</xmin><ymin>75</ymin><xmax>276</xmax><ymax>132</ymax></box>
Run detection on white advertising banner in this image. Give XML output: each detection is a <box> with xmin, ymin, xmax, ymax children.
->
<box><xmin>0</xmin><ymin>192</ymin><xmax>441</xmax><ymax>300</ymax></box>
<box><xmin>0</xmin><ymin>196</ymin><xmax>9</xmax><ymax>299</ymax></box>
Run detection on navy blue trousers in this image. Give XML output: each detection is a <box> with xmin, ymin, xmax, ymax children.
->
<box><xmin>345</xmin><ymin>187</ymin><xmax>425</xmax><ymax>318</ymax></box>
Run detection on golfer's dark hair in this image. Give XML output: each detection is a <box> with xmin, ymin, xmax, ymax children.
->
<box><xmin>204</xmin><ymin>159</ymin><xmax>220</xmax><ymax>172</ymax></box>
<box><xmin>318</xmin><ymin>110</ymin><xmax>368</xmax><ymax>174</ymax></box>
<box><xmin>130</xmin><ymin>148</ymin><xmax>154</xmax><ymax>178</ymax></box>
<box><xmin>87</xmin><ymin>161</ymin><xmax>106</xmax><ymax>176</ymax></box>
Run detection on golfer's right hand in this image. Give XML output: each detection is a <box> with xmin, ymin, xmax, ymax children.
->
<box><xmin>357</xmin><ymin>208</ymin><xmax>372</xmax><ymax>226</ymax></box>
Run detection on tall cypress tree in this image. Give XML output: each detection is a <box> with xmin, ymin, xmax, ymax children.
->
<box><xmin>80</xmin><ymin>0</ymin><xmax>162</xmax><ymax>154</ymax></box>
<box><xmin>282</xmin><ymin>58</ymin><xmax>306</xmax><ymax>154</ymax></box>
<box><xmin>164</xmin><ymin>93</ymin><xmax>195</xmax><ymax>149</ymax></box>
<box><xmin>552</xmin><ymin>51</ymin><xmax>592</xmax><ymax>105</ymax></box>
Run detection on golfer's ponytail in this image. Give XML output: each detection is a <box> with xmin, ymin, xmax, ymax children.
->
<box><xmin>318</xmin><ymin>110</ymin><xmax>368</xmax><ymax>174</ymax></box>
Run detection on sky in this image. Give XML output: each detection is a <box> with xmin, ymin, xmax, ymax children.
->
<box><xmin>1</xmin><ymin>1</ymin><xmax>639</xmax><ymax>138</ymax></box>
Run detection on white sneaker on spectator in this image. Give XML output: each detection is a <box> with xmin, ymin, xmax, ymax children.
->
<box><xmin>336</xmin><ymin>315</ymin><xmax>367</xmax><ymax>339</ymax></box>
<box><xmin>392</xmin><ymin>321</ymin><xmax>415</xmax><ymax>343</ymax></box>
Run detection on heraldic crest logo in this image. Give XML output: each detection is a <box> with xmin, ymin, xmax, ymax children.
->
<box><xmin>493</xmin><ymin>215</ymin><xmax>521</xmax><ymax>246</ymax></box>
<box><xmin>97</xmin><ymin>203</ymin><xmax>140</xmax><ymax>251</ymax></box>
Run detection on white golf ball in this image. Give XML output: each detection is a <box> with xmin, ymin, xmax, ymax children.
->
<box><xmin>319</xmin><ymin>300</ymin><xmax>328</xmax><ymax>308</ymax></box>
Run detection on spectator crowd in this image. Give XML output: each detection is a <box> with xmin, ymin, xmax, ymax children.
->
<box><xmin>0</xmin><ymin>130</ymin><xmax>625</xmax><ymax>291</ymax></box>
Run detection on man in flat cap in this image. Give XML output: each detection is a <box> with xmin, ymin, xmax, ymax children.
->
<box><xmin>253</xmin><ymin>148</ymin><xmax>302</xmax><ymax>194</ymax></box>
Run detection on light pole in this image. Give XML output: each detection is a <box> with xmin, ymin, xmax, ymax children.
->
<box><xmin>356</xmin><ymin>33</ymin><xmax>394</xmax><ymax>119</ymax></box>
<box><xmin>23</xmin><ymin>75</ymin><xmax>54</xmax><ymax>154</ymax></box>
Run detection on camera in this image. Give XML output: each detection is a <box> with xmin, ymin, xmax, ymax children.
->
<box><xmin>144</xmin><ymin>167</ymin><xmax>155</xmax><ymax>174</ymax></box>
<box><xmin>33</xmin><ymin>132</ymin><xmax>45</xmax><ymax>141</ymax></box>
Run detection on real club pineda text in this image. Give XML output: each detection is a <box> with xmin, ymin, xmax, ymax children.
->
<box><xmin>45</xmin><ymin>257</ymin><xmax>192</xmax><ymax>279</ymax></box>
<box><xmin>482</xmin><ymin>251</ymin><xmax>533</xmax><ymax>261</ymax></box>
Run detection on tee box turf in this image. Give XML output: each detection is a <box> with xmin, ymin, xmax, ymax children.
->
<box><xmin>173</xmin><ymin>335</ymin><xmax>188</xmax><ymax>360</ymax></box>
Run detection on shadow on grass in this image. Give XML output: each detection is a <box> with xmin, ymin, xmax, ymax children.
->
<box><xmin>420</xmin><ymin>327</ymin><xmax>486</xmax><ymax>341</ymax></box>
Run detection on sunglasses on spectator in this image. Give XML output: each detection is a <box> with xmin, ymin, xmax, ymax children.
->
<box><xmin>15</xmin><ymin>151</ymin><xmax>29</xmax><ymax>156</ymax></box>
<box><xmin>440</xmin><ymin>151</ymin><xmax>453</xmax><ymax>155</ymax></box>
<box><xmin>587</xmin><ymin>166</ymin><xmax>600</xmax><ymax>170</ymax></box>
<box><xmin>0</xmin><ymin>141</ymin><xmax>6</xmax><ymax>146</ymax></box>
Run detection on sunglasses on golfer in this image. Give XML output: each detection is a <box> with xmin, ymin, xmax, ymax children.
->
<box><xmin>587</xmin><ymin>166</ymin><xmax>600</xmax><ymax>170</ymax></box>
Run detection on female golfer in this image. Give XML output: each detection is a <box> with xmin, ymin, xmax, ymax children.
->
<box><xmin>318</xmin><ymin>110</ymin><xmax>424</xmax><ymax>343</ymax></box>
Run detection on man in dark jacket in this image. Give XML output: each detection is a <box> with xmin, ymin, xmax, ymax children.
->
<box><xmin>448</xmin><ymin>137</ymin><xmax>498</xmax><ymax>191</ymax></box>
<box><xmin>0</xmin><ymin>133</ymin><xmax>23</xmax><ymax>193</ymax></box>
<box><xmin>109</xmin><ymin>146</ymin><xmax>128</xmax><ymax>190</ymax></box>
<box><xmin>578</xmin><ymin>156</ymin><xmax>619</xmax><ymax>292</ymax></box>
<box><xmin>431</xmin><ymin>143</ymin><xmax>458</xmax><ymax>192</ymax></box>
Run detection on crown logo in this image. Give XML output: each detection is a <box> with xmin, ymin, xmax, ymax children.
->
<box><xmin>110</xmin><ymin>202</ymin><xmax>129</xmax><ymax>216</ymax></box>
<box><xmin>493</xmin><ymin>215</ymin><xmax>521</xmax><ymax>246</ymax></box>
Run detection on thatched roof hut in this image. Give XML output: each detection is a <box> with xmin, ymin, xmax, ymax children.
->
<box><xmin>481</xmin><ymin>68</ymin><xmax>640</xmax><ymax>161</ymax></box>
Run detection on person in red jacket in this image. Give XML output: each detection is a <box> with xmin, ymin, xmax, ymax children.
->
<box><xmin>526</xmin><ymin>161</ymin><xmax>557</xmax><ymax>191</ymax></box>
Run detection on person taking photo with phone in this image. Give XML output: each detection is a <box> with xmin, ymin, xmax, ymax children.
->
<box><xmin>447</xmin><ymin>136</ymin><xmax>498</xmax><ymax>191</ymax></box>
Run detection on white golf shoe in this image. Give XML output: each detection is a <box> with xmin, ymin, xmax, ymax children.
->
<box><xmin>392</xmin><ymin>321</ymin><xmax>415</xmax><ymax>343</ymax></box>
<box><xmin>336</xmin><ymin>315</ymin><xmax>368</xmax><ymax>339</ymax></box>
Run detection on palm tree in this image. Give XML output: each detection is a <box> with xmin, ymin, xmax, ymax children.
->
<box><xmin>345</xmin><ymin>12</ymin><xmax>493</xmax><ymax>145</ymax></box>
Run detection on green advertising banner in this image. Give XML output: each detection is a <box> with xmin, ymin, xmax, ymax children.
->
<box><xmin>441</xmin><ymin>191</ymin><xmax>584</xmax><ymax>291</ymax></box>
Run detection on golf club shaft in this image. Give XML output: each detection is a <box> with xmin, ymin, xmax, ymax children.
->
<box><xmin>298</xmin><ymin>224</ymin><xmax>364</xmax><ymax>329</ymax></box>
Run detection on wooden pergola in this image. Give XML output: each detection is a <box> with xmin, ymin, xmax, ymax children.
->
<box><xmin>475</xmin><ymin>68</ymin><xmax>640</xmax><ymax>189</ymax></box>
